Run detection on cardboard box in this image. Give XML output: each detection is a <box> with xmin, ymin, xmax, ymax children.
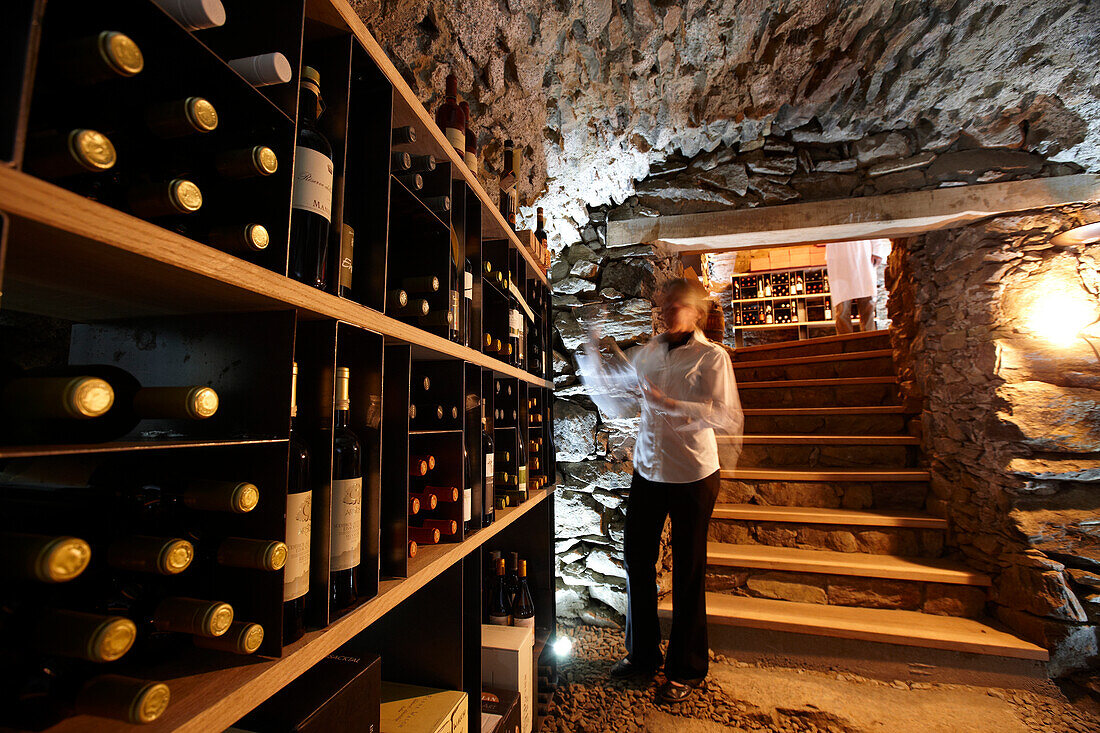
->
<box><xmin>381</xmin><ymin>682</ymin><xmax>468</xmax><ymax>733</ymax></box>
<box><xmin>481</xmin><ymin>688</ymin><xmax>520</xmax><ymax>733</ymax></box>
<box><xmin>232</xmin><ymin>652</ymin><xmax>381</xmax><ymax>733</ymax></box>
<box><xmin>768</xmin><ymin>249</ymin><xmax>791</xmax><ymax>267</ymax></box>
<box><xmin>481</xmin><ymin>625</ymin><xmax>534</xmax><ymax>733</ymax></box>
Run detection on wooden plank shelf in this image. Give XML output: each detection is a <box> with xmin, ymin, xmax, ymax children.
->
<box><xmin>0</xmin><ymin>167</ymin><xmax>551</xmax><ymax>389</ymax></box>
<box><xmin>735</xmin><ymin>320</ymin><xmax>836</xmax><ymax>330</ymax></box>
<box><xmin>732</xmin><ymin>294</ymin><xmax>831</xmax><ymax>304</ymax></box>
<box><xmin>0</xmin><ymin>437</ymin><xmax>288</xmax><ymax>460</ymax></box>
<box><xmin>46</xmin><ymin>487</ymin><xmax>555</xmax><ymax>733</ymax></box>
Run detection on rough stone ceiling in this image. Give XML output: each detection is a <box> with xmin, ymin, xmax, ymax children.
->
<box><xmin>355</xmin><ymin>0</ymin><xmax>1100</xmax><ymax>248</ymax></box>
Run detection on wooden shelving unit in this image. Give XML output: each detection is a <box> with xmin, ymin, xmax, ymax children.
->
<box><xmin>0</xmin><ymin>1</ymin><xmax>556</xmax><ymax>731</ymax></box>
<box><xmin>731</xmin><ymin>267</ymin><xmax>840</xmax><ymax>346</ymax></box>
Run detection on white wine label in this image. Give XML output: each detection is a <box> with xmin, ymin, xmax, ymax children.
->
<box><xmin>446</xmin><ymin>127</ymin><xmax>465</xmax><ymax>152</ymax></box>
<box><xmin>463</xmin><ymin>487</ymin><xmax>472</xmax><ymax>522</ymax></box>
<box><xmin>449</xmin><ymin>289</ymin><xmax>460</xmax><ymax>327</ymax></box>
<box><xmin>513</xmin><ymin>616</ymin><xmax>535</xmax><ymax>628</ymax></box>
<box><xmin>464</xmin><ymin>151</ymin><xmax>477</xmax><ymax>173</ymax></box>
<box><xmin>489</xmin><ymin>615</ymin><xmax>510</xmax><ymax>626</ymax></box>
<box><xmin>292</xmin><ymin>146</ymin><xmax>333</xmax><ymax>221</ymax></box>
<box><xmin>517</xmin><ymin>464</ymin><xmax>528</xmax><ymax>492</ymax></box>
<box><xmin>464</xmin><ymin>270</ymin><xmax>474</xmax><ymax>299</ymax></box>
<box><xmin>283</xmin><ymin>490</ymin><xmax>312</xmax><ymax>602</ymax></box>
<box><xmin>509</xmin><ymin>309</ymin><xmax>523</xmax><ymax>338</ymax></box>
<box><xmin>329</xmin><ymin>477</ymin><xmax>362</xmax><ymax>572</ymax></box>
<box><xmin>485</xmin><ymin>454</ymin><xmax>495</xmax><ymax>494</ymax></box>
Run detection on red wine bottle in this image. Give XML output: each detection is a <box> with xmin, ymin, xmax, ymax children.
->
<box><xmin>511</xmin><ymin>559</ymin><xmax>536</xmax><ymax>628</ymax></box>
<box><xmin>283</xmin><ymin>363</ymin><xmax>312</xmax><ymax>644</ymax></box>
<box><xmin>488</xmin><ymin>557</ymin><xmax>510</xmax><ymax>625</ymax></box>
<box><xmin>436</xmin><ymin>74</ymin><xmax>465</xmax><ymax>154</ymax></box>
<box><xmin>327</xmin><ymin>367</ymin><xmax>362</xmax><ymax>614</ymax></box>
<box><xmin>482</xmin><ymin>415</ymin><xmax>495</xmax><ymax>527</ymax></box>
<box><xmin>289</xmin><ymin>67</ymin><xmax>334</xmax><ymax>289</ymax></box>
<box><xmin>459</xmin><ymin>100</ymin><xmax>477</xmax><ymax>172</ymax></box>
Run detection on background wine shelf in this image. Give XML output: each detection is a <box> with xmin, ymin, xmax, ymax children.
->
<box><xmin>0</xmin><ymin>0</ymin><xmax>556</xmax><ymax>731</ymax></box>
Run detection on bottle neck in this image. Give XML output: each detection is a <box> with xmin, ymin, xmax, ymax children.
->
<box><xmin>334</xmin><ymin>407</ymin><xmax>349</xmax><ymax>428</ymax></box>
<box><xmin>298</xmin><ymin>87</ymin><xmax>321</xmax><ymax>124</ymax></box>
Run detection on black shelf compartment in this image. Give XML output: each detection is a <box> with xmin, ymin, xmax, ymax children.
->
<box><xmin>386</xmin><ymin>178</ymin><xmax>454</xmax><ymax>338</ymax></box>
<box><xmin>1</xmin><ymin>0</ymin><xmax>43</xmax><ymax>167</ymax></box>
<box><xmin>300</xmin><ymin>23</ymin><xmax>352</xmax><ymax>295</ymax></box>
<box><xmin>0</xmin><ymin>308</ymin><xmax>295</xmax><ymax>450</ymax></box>
<box><xmin>481</xmin><ymin>281</ymin><xmax>511</xmax><ymax>364</ymax></box>
<box><xmin>409</xmin><ymin>359</ymin><xmax>466</xmax><ymax>545</ymax></box>
<box><xmin>293</xmin><ymin>319</ymin><xmax>383</xmax><ymax>629</ymax></box>
<box><xmin>464</xmin><ymin>362</ymin><xmax>485</xmax><ymax>533</ymax></box>
<box><xmin>380</xmin><ymin>343</ymin><xmax>411</xmax><ymax>578</ymax></box>
<box><xmin>196</xmin><ymin>0</ymin><xmax>307</xmax><ymax>120</ymax></box>
<box><xmin>338</xmin><ymin>38</ymin><xmax>392</xmax><ymax>312</ymax></box>
<box><xmin>23</xmin><ymin>0</ymin><xmax>296</xmax><ymax>275</ymax></box>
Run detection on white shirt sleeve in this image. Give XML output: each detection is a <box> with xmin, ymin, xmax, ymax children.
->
<box><xmin>576</xmin><ymin>340</ymin><xmax>641</xmax><ymax>420</ymax></box>
<box><xmin>655</xmin><ymin>348</ymin><xmax>744</xmax><ymax>439</ymax></box>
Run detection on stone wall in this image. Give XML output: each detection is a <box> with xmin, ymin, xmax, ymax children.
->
<box><xmin>550</xmin><ymin>126</ymin><xmax>1084</xmax><ymax>631</ymax></box>
<box><xmin>886</xmin><ymin>209</ymin><xmax>1100</xmax><ymax>676</ymax></box>
<box><xmin>352</xmin><ymin>0</ymin><xmax>1100</xmax><ymax>248</ymax></box>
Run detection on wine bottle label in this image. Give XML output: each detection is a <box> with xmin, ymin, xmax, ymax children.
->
<box><xmin>329</xmin><ymin>477</ymin><xmax>362</xmax><ymax>572</ymax></box>
<box><xmin>446</xmin><ymin>127</ymin><xmax>465</xmax><ymax>152</ymax></box>
<box><xmin>463</xmin><ymin>488</ymin><xmax>472</xmax><ymax>523</ymax></box>
<box><xmin>292</xmin><ymin>146</ymin><xmax>334</xmax><ymax>221</ymax></box>
<box><xmin>464</xmin><ymin>151</ymin><xmax>477</xmax><ymax>173</ymax></box>
<box><xmin>464</xmin><ymin>270</ymin><xmax>474</xmax><ymax>299</ymax></box>
<box><xmin>513</xmin><ymin>616</ymin><xmax>535</xmax><ymax>628</ymax></box>
<box><xmin>509</xmin><ymin>310</ymin><xmax>523</xmax><ymax>337</ymax></box>
<box><xmin>489</xmin><ymin>614</ymin><xmax>510</xmax><ymax>626</ymax></box>
<box><xmin>517</xmin><ymin>464</ymin><xmax>528</xmax><ymax>491</ymax></box>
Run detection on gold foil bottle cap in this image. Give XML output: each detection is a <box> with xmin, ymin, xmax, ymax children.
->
<box><xmin>244</xmin><ymin>223</ymin><xmax>270</xmax><ymax>251</ymax></box>
<box><xmin>97</xmin><ymin>31</ymin><xmax>144</xmax><ymax>77</ymax></box>
<box><xmin>217</xmin><ymin>537</ymin><xmax>287</xmax><ymax>570</ymax></box>
<box><xmin>68</xmin><ymin>129</ymin><xmax>117</xmax><ymax>172</ymax></box>
<box><xmin>183</xmin><ymin>97</ymin><xmax>218</xmax><ymax>132</ymax></box>
<box><xmin>91</xmin><ymin>616</ymin><xmax>139</xmax><ymax>662</ymax></box>
<box><xmin>67</xmin><ymin>377</ymin><xmax>115</xmax><ymax>418</ymax></box>
<box><xmin>37</xmin><ymin>536</ymin><xmax>92</xmax><ymax>582</ymax></box>
<box><xmin>77</xmin><ymin>676</ymin><xmax>171</xmax><ymax>725</ymax></box>
<box><xmin>205</xmin><ymin>602</ymin><xmax>234</xmax><ymax>636</ymax></box>
<box><xmin>231</xmin><ymin>482</ymin><xmax>260</xmax><ymax>513</ymax></box>
<box><xmin>196</xmin><ymin>621</ymin><xmax>265</xmax><ymax>655</ymax></box>
<box><xmin>159</xmin><ymin>539</ymin><xmax>195</xmax><ymax>574</ymax></box>
<box><xmin>335</xmin><ymin>366</ymin><xmax>351</xmax><ymax>410</ymax></box>
<box><xmin>185</xmin><ymin>386</ymin><xmax>219</xmax><ymax>418</ymax></box>
<box><xmin>253</xmin><ymin>145</ymin><xmax>278</xmax><ymax>174</ymax></box>
<box><xmin>301</xmin><ymin>65</ymin><xmax>321</xmax><ymax>89</ymax></box>
<box><xmin>168</xmin><ymin>179</ymin><xmax>203</xmax><ymax>213</ymax></box>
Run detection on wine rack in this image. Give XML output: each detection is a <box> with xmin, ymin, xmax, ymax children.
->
<box><xmin>0</xmin><ymin>1</ymin><xmax>555</xmax><ymax>731</ymax></box>
<box><xmin>731</xmin><ymin>266</ymin><xmax>838</xmax><ymax>346</ymax></box>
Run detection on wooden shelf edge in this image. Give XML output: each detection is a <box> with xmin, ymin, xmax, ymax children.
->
<box><xmin>0</xmin><ymin>437</ymin><xmax>288</xmax><ymax>459</ymax></box>
<box><xmin>0</xmin><ymin>168</ymin><xmax>551</xmax><ymax>390</ymax></box>
<box><xmin>731</xmin><ymin>294</ymin><xmax>832</xmax><ymax>304</ymax></box>
<box><xmin>165</xmin><ymin>486</ymin><xmax>555</xmax><ymax>733</ymax></box>
<box><xmin>319</xmin><ymin>0</ymin><xmax>549</xmax><ymax>287</ymax></box>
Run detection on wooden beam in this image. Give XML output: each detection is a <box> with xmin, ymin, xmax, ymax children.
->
<box><xmin>606</xmin><ymin>174</ymin><xmax>1100</xmax><ymax>249</ymax></box>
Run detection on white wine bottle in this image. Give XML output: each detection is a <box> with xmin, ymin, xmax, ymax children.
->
<box><xmin>228</xmin><ymin>52</ymin><xmax>293</xmax><ymax>87</ymax></box>
<box><xmin>152</xmin><ymin>0</ymin><xmax>227</xmax><ymax>30</ymax></box>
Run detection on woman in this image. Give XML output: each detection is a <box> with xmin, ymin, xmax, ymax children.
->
<box><xmin>580</xmin><ymin>279</ymin><xmax>742</xmax><ymax>703</ymax></box>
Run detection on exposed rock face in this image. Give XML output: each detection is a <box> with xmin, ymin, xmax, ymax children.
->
<box><xmin>887</xmin><ymin>208</ymin><xmax>1100</xmax><ymax>676</ymax></box>
<box><xmin>355</xmin><ymin>0</ymin><xmax>1100</xmax><ymax>249</ymax></box>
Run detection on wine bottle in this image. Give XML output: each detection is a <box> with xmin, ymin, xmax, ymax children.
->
<box><xmin>408</xmin><ymin>496</ymin><xmax>421</xmax><ymax>515</ymax></box>
<box><xmin>193</xmin><ymin>621</ymin><xmax>264</xmax><ymax>655</ymax></box>
<box><xmin>152</xmin><ymin>0</ymin><xmax>227</xmax><ymax>30</ymax></box>
<box><xmin>283</xmin><ymin>363</ymin><xmax>311</xmax><ymax>645</ymax></box>
<box><xmin>10</xmin><ymin>608</ymin><xmax>139</xmax><ymax>663</ymax></box>
<box><xmin>3</xmin><ymin>670</ymin><xmax>171</xmax><ymax>728</ymax></box>
<box><xmin>511</xmin><ymin>559</ymin><xmax>535</xmax><ymax>628</ymax></box>
<box><xmin>28</xmin><ymin>128</ymin><xmax>117</xmax><ymax>179</ymax></box>
<box><xmin>107</xmin><ymin>535</ymin><xmax>195</xmax><ymax>576</ymax></box>
<box><xmin>228</xmin><ymin>52</ymin><xmax>293</xmax><ymax>87</ymax></box>
<box><xmin>391</xmin><ymin>151</ymin><xmax>412</xmax><ymax>171</ymax></box>
<box><xmin>396</xmin><ymin>299</ymin><xmax>430</xmax><ymax>318</ymax></box>
<box><xmin>327</xmin><ymin>367</ymin><xmax>362</xmax><ymax>613</ymax></box>
<box><xmin>214</xmin><ymin>537</ymin><xmax>286</xmax><ymax>571</ymax></box>
<box><xmin>215</xmin><ymin>145</ymin><xmax>279</xmax><ymax>179</ymax></box>
<box><xmin>408</xmin><ymin>527</ymin><xmax>440</xmax><ymax>545</ymax></box>
<box><xmin>425</xmin><ymin>195</ymin><xmax>451</xmax><ymax>217</ymax></box>
<box><xmin>338</xmin><ymin>223</ymin><xmax>355</xmax><ymax>299</ymax></box>
<box><xmin>462</xmin><ymin>445</ymin><xmax>473</xmax><ymax>534</ymax></box>
<box><xmin>392</xmin><ymin>126</ymin><xmax>416</xmax><ymax>145</ymax></box>
<box><xmin>62</xmin><ymin>31</ymin><xmax>145</xmax><ymax>85</ymax></box>
<box><xmin>289</xmin><ymin>66</ymin><xmax>334</xmax><ymax>289</ymax></box>
<box><xmin>410</xmin><ymin>492</ymin><xmax>438</xmax><ymax>512</ymax></box>
<box><xmin>409</xmin><ymin>154</ymin><xmax>436</xmax><ymax>173</ymax></box>
<box><xmin>499</xmin><ymin>139</ymin><xmax>516</xmax><ymax>190</ymax></box>
<box><xmin>128</xmin><ymin>178</ymin><xmax>203</xmax><ymax>218</ymax></box>
<box><xmin>534</xmin><ymin>207</ymin><xmax>548</xmax><ymax>259</ymax></box>
<box><xmin>459</xmin><ymin>100</ymin><xmax>477</xmax><ymax>172</ymax></box>
<box><xmin>436</xmin><ymin>74</ymin><xmax>465</xmax><ymax>153</ymax></box>
<box><xmin>419</xmin><ymin>310</ymin><xmax>453</xmax><ymax>329</ymax></box>
<box><xmin>421</xmin><ymin>518</ymin><xmax>457</xmax><ymax>536</ymax></box>
<box><xmin>482</xmin><ymin>416</ymin><xmax>495</xmax><ymax>527</ymax></box>
<box><xmin>424</xmin><ymin>486</ymin><xmax>459</xmax><ymax>505</ymax></box>
<box><xmin>488</xmin><ymin>557</ymin><xmax>510</xmax><ymax>625</ymax></box>
<box><xmin>208</xmin><ymin>223</ymin><xmax>270</xmax><ymax>253</ymax></box>
<box><xmin>409</xmin><ymin>457</ymin><xmax>428</xmax><ymax>476</ymax></box>
<box><xmin>463</xmin><ymin>258</ymin><xmax>474</xmax><ymax>347</ymax></box>
<box><xmin>0</xmin><ymin>532</ymin><xmax>91</xmax><ymax>584</ymax></box>
<box><xmin>395</xmin><ymin>172</ymin><xmax>423</xmax><ymax>191</ymax></box>
<box><xmin>408</xmin><ymin>541</ymin><xmax>418</xmax><ymax>558</ymax></box>
<box><xmin>403</xmin><ymin>275</ymin><xmax>440</xmax><ymax>293</ymax></box>
<box><xmin>145</xmin><ymin>96</ymin><xmax>218</xmax><ymax>138</ymax></box>
<box><xmin>505</xmin><ymin>552</ymin><xmax>519</xmax><ymax>606</ymax></box>
<box><xmin>388</xmin><ymin>289</ymin><xmax>409</xmax><ymax>309</ymax></box>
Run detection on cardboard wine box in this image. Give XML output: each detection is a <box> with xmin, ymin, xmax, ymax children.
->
<box><xmin>481</xmin><ymin>625</ymin><xmax>534</xmax><ymax>733</ymax></box>
<box><xmin>380</xmin><ymin>682</ymin><xmax>468</xmax><ymax>733</ymax></box>
<box><xmin>230</xmin><ymin>652</ymin><xmax>381</xmax><ymax>733</ymax></box>
<box><xmin>480</xmin><ymin>688</ymin><xmax>520</xmax><ymax>733</ymax></box>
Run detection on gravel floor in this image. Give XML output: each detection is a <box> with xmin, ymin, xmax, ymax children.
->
<box><xmin>537</xmin><ymin>625</ymin><xmax>1100</xmax><ymax>733</ymax></box>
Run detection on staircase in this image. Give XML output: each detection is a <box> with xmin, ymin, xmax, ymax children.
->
<box><xmin>658</xmin><ymin>330</ymin><xmax>1048</xmax><ymax>681</ymax></box>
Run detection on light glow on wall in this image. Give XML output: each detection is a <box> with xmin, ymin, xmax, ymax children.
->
<box><xmin>1025</xmin><ymin>288</ymin><xmax>1099</xmax><ymax>347</ymax></box>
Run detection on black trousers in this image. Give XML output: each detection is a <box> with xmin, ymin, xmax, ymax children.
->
<box><xmin>623</xmin><ymin>469</ymin><xmax>720</xmax><ymax>682</ymax></box>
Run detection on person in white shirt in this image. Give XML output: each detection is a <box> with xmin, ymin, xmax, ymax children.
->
<box><xmin>825</xmin><ymin>239</ymin><xmax>890</xmax><ymax>334</ymax></box>
<box><xmin>579</xmin><ymin>279</ymin><xmax>743</xmax><ymax>703</ymax></box>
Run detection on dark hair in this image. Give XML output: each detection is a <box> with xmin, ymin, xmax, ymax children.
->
<box><xmin>659</xmin><ymin>278</ymin><xmax>711</xmax><ymax>321</ymax></box>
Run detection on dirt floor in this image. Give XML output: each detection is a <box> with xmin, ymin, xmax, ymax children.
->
<box><xmin>537</xmin><ymin>626</ymin><xmax>1100</xmax><ymax>733</ymax></box>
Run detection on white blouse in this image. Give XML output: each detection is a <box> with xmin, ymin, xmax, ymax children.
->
<box><xmin>579</xmin><ymin>329</ymin><xmax>743</xmax><ymax>484</ymax></box>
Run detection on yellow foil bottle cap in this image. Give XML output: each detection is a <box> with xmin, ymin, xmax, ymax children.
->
<box><xmin>231</xmin><ymin>482</ymin><xmax>260</xmax><ymax>513</ymax></box>
<box><xmin>133</xmin><ymin>682</ymin><xmax>172</xmax><ymax>724</ymax></box>
<box><xmin>159</xmin><ymin>539</ymin><xmax>195</xmax><ymax>575</ymax></box>
<box><xmin>205</xmin><ymin>602</ymin><xmax>235</xmax><ymax>636</ymax></box>
<box><xmin>91</xmin><ymin>617</ymin><xmax>138</xmax><ymax>662</ymax></box>
<box><xmin>245</xmin><ymin>223</ymin><xmax>270</xmax><ymax>251</ymax></box>
<box><xmin>184</xmin><ymin>97</ymin><xmax>219</xmax><ymax>132</ymax></box>
<box><xmin>253</xmin><ymin>146</ymin><xmax>278</xmax><ymax>174</ymax></box>
<box><xmin>69</xmin><ymin>130</ymin><xmax>117</xmax><ymax>172</ymax></box>
<box><xmin>186</xmin><ymin>386</ymin><xmax>219</xmax><ymax>418</ymax></box>
<box><xmin>39</xmin><ymin>536</ymin><xmax>92</xmax><ymax>582</ymax></box>
<box><xmin>169</xmin><ymin>179</ymin><xmax>203</xmax><ymax>213</ymax></box>
<box><xmin>98</xmin><ymin>31</ymin><xmax>144</xmax><ymax>76</ymax></box>
<box><xmin>335</xmin><ymin>366</ymin><xmax>351</xmax><ymax>410</ymax></box>
<box><xmin>67</xmin><ymin>377</ymin><xmax>115</xmax><ymax>418</ymax></box>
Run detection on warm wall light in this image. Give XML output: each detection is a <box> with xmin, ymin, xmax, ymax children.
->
<box><xmin>1051</xmin><ymin>222</ymin><xmax>1100</xmax><ymax>247</ymax></box>
<box><xmin>552</xmin><ymin>635</ymin><xmax>573</xmax><ymax>658</ymax></box>
<box><xmin>1025</xmin><ymin>289</ymin><xmax>1098</xmax><ymax>346</ymax></box>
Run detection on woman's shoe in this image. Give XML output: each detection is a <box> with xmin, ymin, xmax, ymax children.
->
<box><xmin>609</xmin><ymin>657</ymin><xmax>659</xmax><ymax>678</ymax></box>
<box><xmin>657</xmin><ymin>678</ymin><xmax>703</xmax><ymax>703</ymax></box>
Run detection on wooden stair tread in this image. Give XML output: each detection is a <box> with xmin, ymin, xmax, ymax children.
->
<box><xmin>732</xmin><ymin>349</ymin><xmax>893</xmax><ymax>370</ymax></box>
<box><xmin>737</xmin><ymin>376</ymin><xmax>898</xmax><ymax>389</ymax></box>
<box><xmin>731</xmin><ymin>329</ymin><xmax>890</xmax><ymax>356</ymax></box>
<box><xmin>721</xmin><ymin>434</ymin><xmax>919</xmax><ymax>446</ymax></box>
<box><xmin>712</xmin><ymin>504</ymin><xmax>947</xmax><ymax>529</ymax></box>
<box><xmin>721</xmin><ymin>468</ymin><xmax>928</xmax><ymax>482</ymax></box>
<box><xmin>658</xmin><ymin>594</ymin><xmax>1047</xmax><ymax>661</ymax></box>
<box><xmin>743</xmin><ymin>405</ymin><xmax>908</xmax><ymax>416</ymax></box>
<box><xmin>706</xmin><ymin>542</ymin><xmax>989</xmax><ymax>585</ymax></box>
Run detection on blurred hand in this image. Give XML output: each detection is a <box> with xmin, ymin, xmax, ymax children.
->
<box><xmin>642</xmin><ymin>377</ymin><xmax>676</xmax><ymax>411</ymax></box>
